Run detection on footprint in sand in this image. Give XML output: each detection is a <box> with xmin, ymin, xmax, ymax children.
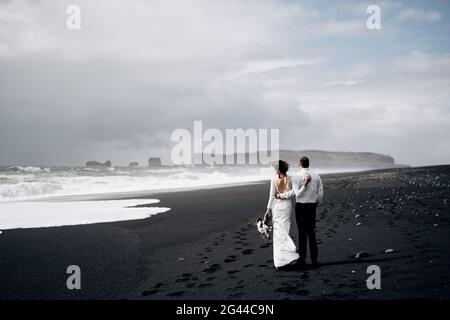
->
<box><xmin>203</xmin><ymin>263</ymin><xmax>222</xmax><ymax>274</ymax></box>
<box><xmin>294</xmin><ymin>289</ymin><xmax>309</xmax><ymax>296</ymax></box>
<box><xmin>224</xmin><ymin>255</ymin><xmax>237</xmax><ymax>263</ymax></box>
<box><xmin>166</xmin><ymin>291</ymin><xmax>185</xmax><ymax>297</ymax></box>
<box><xmin>241</xmin><ymin>249</ymin><xmax>254</xmax><ymax>255</ymax></box>
<box><xmin>274</xmin><ymin>285</ymin><xmax>296</xmax><ymax>293</ymax></box>
<box><xmin>176</xmin><ymin>273</ymin><xmax>198</xmax><ymax>283</ymax></box>
<box><xmin>198</xmin><ymin>283</ymin><xmax>212</xmax><ymax>288</ymax></box>
<box><xmin>275</xmin><ymin>286</ymin><xmax>309</xmax><ymax>296</ymax></box>
<box><xmin>243</xmin><ymin>264</ymin><xmax>254</xmax><ymax>268</ymax></box>
<box><xmin>258</xmin><ymin>264</ymin><xmax>268</xmax><ymax>268</ymax></box>
<box><xmin>227</xmin><ymin>270</ymin><xmax>240</xmax><ymax>275</ymax></box>
<box><xmin>142</xmin><ymin>289</ymin><xmax>159</xmax><ymax>296</ymax></box>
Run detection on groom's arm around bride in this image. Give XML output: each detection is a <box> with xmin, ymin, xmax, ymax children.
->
<box><xmin>277</xmin><ymin>164</ymin><xmax>323</xmax><ymax>205</ymax></box>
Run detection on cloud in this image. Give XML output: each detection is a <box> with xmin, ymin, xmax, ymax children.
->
<box><xmin>0</xmin><ymin>8</ymin><xmax>54</xmax><ymax>57</ymax></box>
<box><xmin>396</xmin><ymin>8</ymin><xmax>442</xmax><ymax>23</ymax></box>
<box><xmin>330</xmin><ymin>0</ymin><xmax>402</xmax><ymax>16</ymax></box>
<box><xmin>0</xmin><ymin>0</ymin><xmax>449</xmax><ymax>166</ymax></box>
<box><xmin>320</xmin><ymin>19</ymin><xmax>367</xmax><ymax>37</ymax></box>
<box><xmin>227</xmin><ymin>58</ymin><xmax>322</xmax><ymax>79</ymax></box>
<box><xmin>0</xmin><ymin>0</ymin><xmax>323</xmax><ymax>61</ymax></box>
<box><xmin>394</xmin><ymin>50</ymin><xmax>450</xmax><ymax>75</ymax></box>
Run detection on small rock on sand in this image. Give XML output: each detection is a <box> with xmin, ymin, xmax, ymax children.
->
<box><xmin>385</xmin><ymin>249</ymin><xmax>395</xmax><ymax>254</ymax></box>
<box><xmin>356</xmin><ymin>222</ymin><xmax>362</xmax><ymax>226</ymax></box>
<box><xmin>355</xmin><ymin>251</ymin><xmax>370</xmax><ymax>259</ymax></box>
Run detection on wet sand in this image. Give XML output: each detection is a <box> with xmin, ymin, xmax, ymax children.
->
<box><xmin>0</xmin><ymin>166</ymin><xmax>449</xmax><ymax>299</ymax></box>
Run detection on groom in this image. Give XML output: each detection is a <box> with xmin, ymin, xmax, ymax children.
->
<box><xmin>276</xmin><ymin>156</ymin><xmax>324</xmax><ymax>267</ymax></box>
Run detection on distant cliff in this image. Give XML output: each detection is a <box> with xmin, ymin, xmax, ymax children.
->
<box><xmin>277</xmin><ymin>150</ymin><xmax>396</xmax><ymax>169</ymax></box>
<box><xmin>193</xmin><ymin>150</ymin><xmax>398</xmax><ymax>169</ymax></box>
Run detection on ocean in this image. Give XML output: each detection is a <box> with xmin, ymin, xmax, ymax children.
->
<box><xmin>0</xmin><ymin>165</ymin><xmax>367</xmax><ymax>230</ymax></box>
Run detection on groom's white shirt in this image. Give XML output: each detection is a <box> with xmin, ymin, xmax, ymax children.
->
<box><xmin>281</xmin><ymin>168</ymin><xmax>324</xmax><ymax>204</ymax></box>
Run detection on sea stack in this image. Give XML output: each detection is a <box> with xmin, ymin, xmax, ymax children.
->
<box><xmin>85</xmin><ymin>160</ymin><xmax>112</xmax><ymax>167</ymax></box>
<box><xmin>148</xmin><ymin>157</ymin><xmax>162</xmax><ymax>167</ymax></box>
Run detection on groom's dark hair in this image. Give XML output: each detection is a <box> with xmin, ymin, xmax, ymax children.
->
<box><xmin>299</xmin><ymin>156</ymin><xmax>309</xmax><ymax>168</ymax></box>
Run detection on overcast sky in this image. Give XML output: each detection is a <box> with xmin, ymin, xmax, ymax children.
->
<box><xmin>1</xmin><ymin>0</ymin><xmax>450</xmax><ymax>166</ymax></box>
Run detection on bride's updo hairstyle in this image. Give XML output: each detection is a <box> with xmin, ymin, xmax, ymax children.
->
<box><xmin>272</xmin><ymin>160</ymin><xmax>289</xmax><ymax>176</ymax></box>
<box><xmin>278</xmin><ymin>160</ymin><xmax>289</xmax><ymax>175</ymax></box>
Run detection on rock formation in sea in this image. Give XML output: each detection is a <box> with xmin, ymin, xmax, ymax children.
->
<box><xmin>148</xmin><ymin>157</ymin><xmax>162</xmax><ymax>167</ymax></box>
<box><xmin>85</xmin><ymin>160</ymin><xmax>112</xmax><ymax>167</ymax></box>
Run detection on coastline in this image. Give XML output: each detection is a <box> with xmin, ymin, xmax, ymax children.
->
<box><xmin>0</xmin><ymin>165</ymin><xmax>449</xmax><ymax>299</ymax></box>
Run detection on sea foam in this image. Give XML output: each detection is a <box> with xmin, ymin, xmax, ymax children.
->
<box><xmin>0</xmin><ymin>167</ymin><xmax>271</xmax><ymax>201</ymax></box>
<box><xmin>0</xmin><ymin>199</ymin><xmax>170</xmax><ymax>230</ymax></box>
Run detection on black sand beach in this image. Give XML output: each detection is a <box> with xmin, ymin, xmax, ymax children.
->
<box><xmin>0</xmin><ymin>166</ymin><xmax>449</xmax><ymax>300</ymax></box>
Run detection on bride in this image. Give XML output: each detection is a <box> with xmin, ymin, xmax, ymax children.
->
<box><xmin>264</xmin><ymin>160</ymin><xmax>300</xmax><ymax>270</ymax></box>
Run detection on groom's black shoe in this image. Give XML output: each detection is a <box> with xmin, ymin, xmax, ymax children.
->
<box><xmin>295</xmin><ymin>259</ymin><xmax>307</xmax><ymax>270</ymax></box>
<box><xmin>311</xmin><ymin>260</ymin><xmax>321</xmax><ymax>269</ymax></box>
<box><xmin>297</xmin><ymin>258</ymin><xmax>306</xmax><ymax>265</ymax></box>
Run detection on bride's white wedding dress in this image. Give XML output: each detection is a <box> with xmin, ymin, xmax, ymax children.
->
<box><xmin>267</xmin><ymin>176</ymin><xmax>300</xmax><ymax>268</ymax></box>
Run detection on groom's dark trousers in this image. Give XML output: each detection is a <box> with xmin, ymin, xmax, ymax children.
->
<box><xmin>295</xmin><ymin>202</ymin><xmax>318</xmax><ymax>263</ymax></box>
